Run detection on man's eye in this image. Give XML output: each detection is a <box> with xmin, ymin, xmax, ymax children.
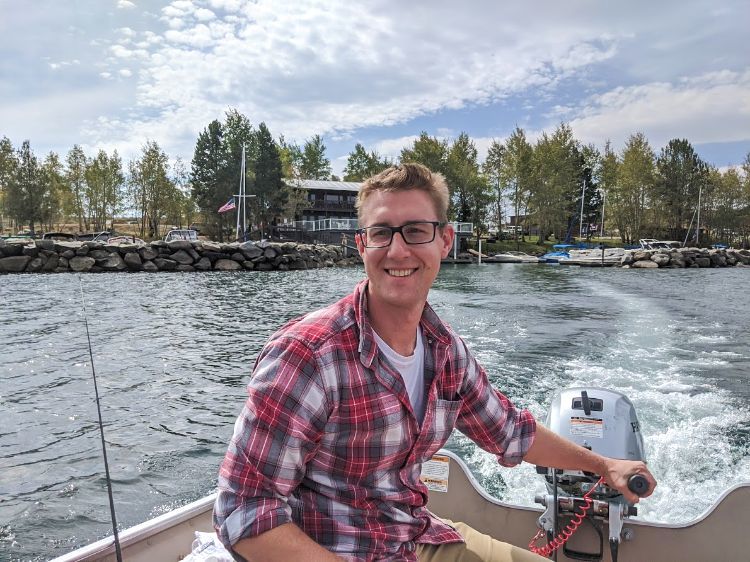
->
<box><xmin>405</xmin><ymin>224</ymin><xmax>428</xmax><ymax>235</ymax></box>
<box><xmin>369</xmin><ymin>228</ymin><xmax>391</xmax><ymax>239</ymax></box>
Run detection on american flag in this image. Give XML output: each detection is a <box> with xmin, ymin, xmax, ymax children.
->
<box><xmin>218</xmin><ymin>197</ymin><xmax>236</xmax><ymax>213</ymax></box>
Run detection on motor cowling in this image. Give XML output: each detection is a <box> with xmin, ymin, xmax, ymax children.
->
<box><xmin>533</xmin><ymin>388</ymin><xmax>647</xmax><ymax>562</ymax></box>
<box><xmin>540</xmin><ymin>387</ymin><xmax>645</xmax><ymax>500</ymax></box>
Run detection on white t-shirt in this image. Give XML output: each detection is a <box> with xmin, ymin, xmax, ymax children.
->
<box><xmin>373</xmin><ymin>326</ymin><xmax>426</xmax><ymax>423</ymax></box>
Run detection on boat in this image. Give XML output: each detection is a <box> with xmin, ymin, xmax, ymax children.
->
<box><xmin>488</xmin><ymin>251</ymin><xmax>540</xmax><ymax>263</ymax></box>
<box><xmin>638</xmin><ymin>239</ymin><xmax>682</xmax><ymax>250</ymax></box>
<box><xmin>539</xmin><ymin>244</ymin><xmax>575</xmax><ymax>263</ymax></box>
<box><xmin>164</xmin><ymin>229</ymin><xmax>199</xmax><ymax>242</ymax></box>
<box><xmin>564</xmin><ymin>247</ymin><xmax>625</xmax><ymax>267</ymax></box>
<box><xmin>50</xmin><ymin>387</ymin><xmax>750</xmax><ymax>562</ymax></box>
<box><xmin>106</xmin><ymin>235</ymin><xmax>146</xmax><ymax>245</ymax></box>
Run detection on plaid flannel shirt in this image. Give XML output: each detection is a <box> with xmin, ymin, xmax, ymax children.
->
<box><xmin>214</xmin><ymin>280</ymin><xmax>536</xmax><ymax>561</ymax></box>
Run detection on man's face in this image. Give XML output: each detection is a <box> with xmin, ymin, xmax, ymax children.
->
<box><xmin>356</xmin><ymin>189</ymin><xmax>454</xmax><ymax>314</ymax></box>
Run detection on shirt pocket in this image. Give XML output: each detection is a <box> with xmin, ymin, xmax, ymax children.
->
<box><xmin>423</xmin><ymin>399</ymin><xmax>462</xmax><ymax>458</ymax></box>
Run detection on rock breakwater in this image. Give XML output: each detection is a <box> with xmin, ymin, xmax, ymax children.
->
<box><xmin>621</xmin><ymin>247</ymin><xmax>750</xmax><ymax>268</ymax></box>
<box><xmin>0</xmin><ymin>238</ymin><xmax>360</xmax><ymax>274</ymax></box>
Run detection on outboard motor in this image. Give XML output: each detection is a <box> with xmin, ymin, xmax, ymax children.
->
<box><xmin>534</xmin><ymin>388</ymin><xmax>647</xmax><ymax>562</ymax></box>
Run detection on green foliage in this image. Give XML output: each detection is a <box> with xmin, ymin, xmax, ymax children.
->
<box><xmin>129</xmin><ymin>140</ymin><xmax>175</xmax><ymax>239</ymax></box>
<box><xmin>191</xmin><ymin>120</ymin><xmax>229</xmax><ymax>239</ymax></box>
<box><xmin>65</xmin><ymin>145</ymin><xmax>88</xmax><ymax>231</ymax></box>
<box><xmin>251</xmin><ymin>122</ymin><xmax>286</xmax><ymax>232</ymax></box>
<box><xmin>342</xmin><ymin>143</ymin><xmax>391</xmax><ymax>181</ymax></box>
<box><xmin>399</xmin><ymin>132</ymin><xmax>448</xmax><ymax>175</ymax></box>
<box><xmin>654</xmin><ymin>139</ymin><xmax>707</xmax><ymax>240</ymax></box>
<box><xmin>299</xmin><ymin>135</ymin><xmax>332</xmax><ymax>180</ymax></box>
<box><xmin>0</xmin><ymin>137</ymin><xmax>17</xmax><ymax>233</ymax></box>
<box><xmin>84</xmin><ymin>149</ymin><xmax>124</xmax><ymax>231</ymax></box>
<box><xmin>609</xmin><ymin>132</ymin><xmax>655</xmax><ymax>243</ymax></box>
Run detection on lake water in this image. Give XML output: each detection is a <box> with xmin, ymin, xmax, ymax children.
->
<box><xmin>1</xmin><ymin>265</ymin><xmax>749</xmax><ymax>560</ymax></box>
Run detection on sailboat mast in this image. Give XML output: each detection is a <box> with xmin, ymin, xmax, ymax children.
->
<box><xmin>579</xmin><ymin>178</ymin><xmax>586</xmax><ymax>239</ymax></box>
<box><xmin>695</xmin><ymin>182</ymin><xmax>702</xmax><ymax>246</ymax></box>
<box><xmin>600</xmin><ymin>189</ymin><xmax>606</xmax><ymax>240</ymax></box>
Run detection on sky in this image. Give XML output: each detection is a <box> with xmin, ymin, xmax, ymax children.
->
<box><xmin>2</xmin><ymin>0</ymin><xmax>749</xmax><ymax>177</ymax></box>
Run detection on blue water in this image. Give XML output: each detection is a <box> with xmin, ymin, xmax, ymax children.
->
<box><xmin>1</xmin><ymin>265</ymin><xmax>748</xmax><ymax>560</ymax></box>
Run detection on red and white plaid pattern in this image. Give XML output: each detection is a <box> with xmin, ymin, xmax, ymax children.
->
<box><xmin>214</xmin><ymin>280</ymin><xmax>536</xmax><ymax>561</ymax></box>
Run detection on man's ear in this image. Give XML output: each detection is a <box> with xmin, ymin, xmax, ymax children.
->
<box><xmin>355</xmin><ymin>232</ymin><xmax>366</xmax><ymax>256</ymax></box>
<box><xmin>440</xmin><ymin>223</ymin><xmax>455</xmax><ymax>258</ymax></box>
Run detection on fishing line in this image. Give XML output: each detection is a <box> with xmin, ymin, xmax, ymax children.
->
<box><xmin>78</xmin><ymin>275</ymin><xmax>123</xmax><ymax>562</ymax></box>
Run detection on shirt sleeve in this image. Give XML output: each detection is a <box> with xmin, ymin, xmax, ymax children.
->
<box><xmin>452</xmin><ymin>338</ymin><xmax>536</xmax><ymax>467</ymax></box>
<box><xmin>213</xmin><ymin>334</ymin><xmax>331</xmax><ymax>551</ymax></box>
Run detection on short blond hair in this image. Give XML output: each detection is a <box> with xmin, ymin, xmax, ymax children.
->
<box><xmin>356</xmin><ymin>163</ymin><xmax>450</xmax><ymax>224</ymax></box>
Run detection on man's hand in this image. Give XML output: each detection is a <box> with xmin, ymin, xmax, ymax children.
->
<box><xmin>600</xmin><ymin>458</ymin><xmax>656</xmax><ymax>504</ymax></box>
<box><xmin>524</xmin><ymin>425</ymin><xmax>658</xmax><ymax>504</ymax></box>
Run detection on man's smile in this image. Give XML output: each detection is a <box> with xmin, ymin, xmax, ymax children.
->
<box><xmin>386</xmin><ymin>268</ymin><xmax>417</xmax><ymax>277</ymax></box>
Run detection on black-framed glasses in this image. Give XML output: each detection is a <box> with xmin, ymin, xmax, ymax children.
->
<box><xmin>357</xmin><ymin>221</ymin><xmax>446</xmax><ymax>248</ymax></box>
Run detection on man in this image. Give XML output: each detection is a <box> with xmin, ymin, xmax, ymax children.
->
<box><xmin>214</xmin><ymin>163</ymin><xmax>656</xmax><ymax>561</ymax></box>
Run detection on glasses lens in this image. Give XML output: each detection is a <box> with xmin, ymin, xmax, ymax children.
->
<box><xmin>366</xmin><ymin>226</ymin><xmax>392</xmax><ymax>247</ymax></box>
<box><xmin>402</xmin><ymin>222</ymin><xmax>436</xmax><ymax>244</ymax></box>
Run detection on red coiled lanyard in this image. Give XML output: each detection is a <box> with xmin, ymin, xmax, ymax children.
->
<box><xmin>528</xmin><ymin>476</ymin><xmax>606</xmax><ymax>557</ymax></box>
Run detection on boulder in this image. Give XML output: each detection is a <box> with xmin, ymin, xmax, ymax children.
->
<box><xmin>176</xmin><ymin>264</ymin><xmax>195</xmax><ymax>272</ymax></box>
<box><xmin>26</xmin><ymin>257</ymin><xmax>45</xmax><ymax>272</ymax></box>
<box><xmin>170</xmin><ymin>250</ymin><xmax>194</xmax><ymax>265</ymax></box>
<box><xmin>240</xmin><ymin>244</ymin><xmax>263</xmax><ymax>259</ymax></box>
<box><xmin>58</xmin><ymin>256</ymin><xmax>69</xmax><ymax>269</ymax></box>
<box><xmin>632</xmin><ymin>260</ymin><xmax>658</xmax><ymax>269</ymax></box>
<box><xmin>22</xmin><ymin>245</ymin><xmax>40</xmax><ymax>258</ymax></box>
<box><xmin>203</xmin><ymin>251</ymin><xmax>231</xmax><ymax>263</ymax></box>
<box><xmin>167</xmin><ymin>240</ymin><xmax>194</xmax><ymax>252</ymax></box>
<box><xmin>139</xmin><ymin>246</ymin><xmax>159</xmax><ymax>261</ymax></box>
<box><xmin>2</xmin><ymin>243</ymin><xmax>24</xmax><ymax>257</ymax></box>
<box><xmin>650</xmin><ymin>253</ymin><xmax>670</xmax><ymax>266</ymax></box>
<box><xmin>256</xmin><ymin>262</ymin><xmax>274</xmax><ymax>271</ymax></box>
<box><xmin>709</xmin><ymin>253</ymin><xmax>727</xmax><ymax>267</ymax></box>
<box><xmin>0</xmin><ymin>255</ymin><xmax>31</xmax><ymax>272</ymax></box>
<box><xmin>241</xmin><ymin>260</ymin><xmax>255</xmax><ymax>270</ymax></box>
<box><xmin>194</xmin><ymin>257</ymin><xmax>212</xmax><ymax>271</ymax></box>
<box><xmin>54</xmin><ymin>241</ymin><xmax>81</xmax><ymax>254</ymax></box>
<box><xmin>69</xmin><ymin>256</ymin><xmax>96</xmax><ymax>272</ymax></box>
<box><xmin>75</xmin><ymin>245</ymin><xmax>90</xmax><ymax>256</ymax></box>
<box><xmin>36</xmin><ymin>239</ymin><xmax>55</xmax><ymax>251</ymax></box>
<box><xmin>100</xmin><ymin>254</ymin><xmax>127</xmax><ymax>271</ymax></box>
<box><xmin>154</xmin><ymin>257</ymin><xmax>177</xmax><ymax>271</ymax></box>
<box><xmin>61</xmin><ymin>249</ymin><xmax>76</xmax><ymax>259</ymax></box>
<box><xmin>124</xmin><ymin>252</ymin><xmax>143</xmax><ymax>270</ymax></box>
<box><xmin>263</xmin><ymin>247</ymin><xmax>277</xmax><ymax>259</ymax></box>
<box><xmin>42</xmin><ymin>254</ymin><xmax>59</xmax><ymax>271</ymax></box>
<box><xmin>89</xmin><ymin>249</ymin><xmax>110</xmax><ymax>260</ymax></box>
<box><xmin>694</xmin><ymin>256</ymin><xmax>711</xmax><ymax>268</ymax></box>
<box><xmin>143</xmin><ymin>260</ymin><xmax>159</xmax><ymax>272</ymax></box>
<box><xmin>214</xmin><ymin>259</ymin><xmax>242</xmax><ymax>271</ymax></box>
<box><xmin>230</xmin><ymin>252</ymin><xmax>246</xmax><ymax>263</ymax></box>
<box><xmin>199</xmin><ymin>241</ymin><xmax>222</xmax><ymax>252</ymax></box>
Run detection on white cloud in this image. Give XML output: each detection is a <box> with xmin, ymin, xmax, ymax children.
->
<box><xmin>567</xmin><ymin>69</ymin><xmax>750</xmax><ymax>151</ymax></box>
<box><xmin>119</xmin><ymin>69</ymin><xmax>133</xmax><ymax>77</ymax></box>
<box><xmin>116</xmin><ymin>0</ymin><xmax>136</xmax><ymax>9</ymax></box>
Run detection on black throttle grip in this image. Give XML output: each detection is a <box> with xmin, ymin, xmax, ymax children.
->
<box><xmin>627</xmin><ymin>474</ymin><xmax>649</xmax><ymax>497</ymax></box>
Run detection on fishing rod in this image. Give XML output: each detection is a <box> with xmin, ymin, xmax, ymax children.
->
<box><xmin>78</xmin><ymin>275</ymin><xmax>123</xmax><ymax>562</ymax></box>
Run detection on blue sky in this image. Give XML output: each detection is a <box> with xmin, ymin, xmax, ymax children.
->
<box><xmin>2</xmin><ymin>0</ymin><xmax>749</xmax><ymax>176</ymax></box>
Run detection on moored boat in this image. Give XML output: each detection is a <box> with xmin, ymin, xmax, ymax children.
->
<box><xmin>488</xmin><ymin>251</ymin><xmax>540</xmax><ymax>263</ymax></box>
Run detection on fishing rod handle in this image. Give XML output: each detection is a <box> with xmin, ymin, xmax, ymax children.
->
<box><xmin>627</xmin><ymin>474</ymin><xmax>649</xmax><ymax>497</ymax></box>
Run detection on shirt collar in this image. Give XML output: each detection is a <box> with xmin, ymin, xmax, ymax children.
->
<box><xmin>354</xmin><ymin>279</ymin><xmax>451</xmax><ymax>368</ymax></box>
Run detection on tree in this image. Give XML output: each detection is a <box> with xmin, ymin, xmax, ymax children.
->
<box><xmin>191</xmin><ymin>120</ymin><xmax>229</xmax><ymax>240</ymax></box>
<box><xmin>445</xmin><ymin>133</ymin><xmax>485</xmax><ymax>225</ymax></box>
<box><xmin>6</xmin><ymin>141</ymin><xmax>47</xmax><ymax>235</ymax></box>
<box><xmin>599</xmin><ymin>141</ymin><xmax>620</xmax><ymax>239</ymax></box>
<box><xmin>251</xmin><ymin>122</ymin><xmax>286</xmax><ymax>234</ymax></box>
<box><xmin>612</xmin><ymin>132</ymin><xmax>655</xmax><ymax>244</ymax></box>
<box><xmin>489</xmin><ymin>127</ymin><xmax>533</xmax><ymax>244</ymax></box>
<box><xmin>129</xmin><ymin>140</ymin><xmax>174</xmax><ymax>239</ymax></box>
<box><xmin>482</xmin><ymin>139</ymin><xmax>505</xmax><ymax>233</ymax></box>
<box><xmin>300</xmin><ymin>135</ymin><xmax>332</xmax><ymax>180</ymax></box>
<box><xmin>66</xmin><ymin>145</ymin><xmax>88</xmax><ymax>232</ymax></box>
<box><xmin>342</xmin><ymin>143</ymin><xmax>391</xmax><ymax>181</ymax></box>
<box><xmin>529</xmin><ymin>124</ymin><xmax>582</xmax><ymax>243</ymax></box>
<box><xmin>40</xmin><ymin>152</ymin><xmax>68</xmax><ymax>231</ymax></box>
<box><xmin>654</xmin><ymin>139</ymin><xmax>707</xmax><ymax>242</ymax></box>
<box><xmin>85</xmin><ymin>150</ymin><xmax>124</xmax><ymax>231</ymax></box>
<box><xmin>0</xmin><ymin>137</ymin><xmax>16</xmax><ymax>234</ymax></box>
<box><xmin>399</xmin><ymin>132</ymin><xmax>448</xmax><ymax>175</ymax></box>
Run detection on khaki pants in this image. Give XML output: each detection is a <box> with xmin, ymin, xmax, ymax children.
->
<box><xmin>416</xmin><ymin>521</ymin><xmax>547</xmax><ymax>562</ymax></box>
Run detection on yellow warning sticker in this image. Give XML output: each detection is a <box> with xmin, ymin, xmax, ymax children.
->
<box><xmin>421</xmin><ymin>454</ymin><xmax>450</xmax><ymax>493</ymax></box>
<box><xmin>570</xmin><ymin>417</ymin><xmax>604</xmax><ymax>438</ymax></box>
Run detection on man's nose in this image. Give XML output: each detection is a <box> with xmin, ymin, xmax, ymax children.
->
<box><xmin>387</xmin><ymin>231</ymin><xmax>412</xmax><ymax>255</ymax></box>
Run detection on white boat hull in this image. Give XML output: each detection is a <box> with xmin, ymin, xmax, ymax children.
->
<box><xmin>51</xmin><ymin>450</ymin><xmax>750</xmax><ymax>562</ymax></box>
